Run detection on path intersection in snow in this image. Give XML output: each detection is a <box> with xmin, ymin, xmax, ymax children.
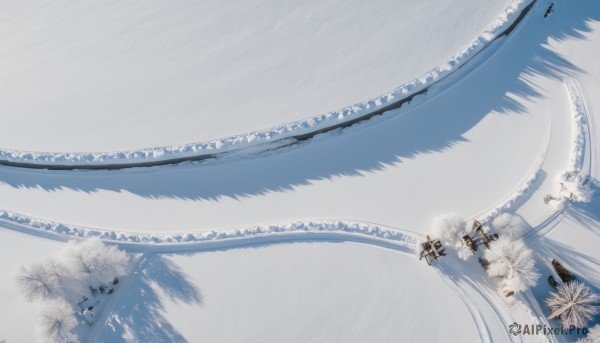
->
<box><xmin>1</xmin><ymin>0</ymin><xmax>600</xmax><ymax>342</ymax></box>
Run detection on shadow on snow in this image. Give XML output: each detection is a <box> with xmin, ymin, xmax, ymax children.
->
<box><xmin>0</xmin><ymin>1</ymin><xmax>598</xmax><ymax>204</ymax></box>
<box><xmin>99</xmin><ymin>255</ymin><xmax>202</xmax><ymax>343</ymax></box>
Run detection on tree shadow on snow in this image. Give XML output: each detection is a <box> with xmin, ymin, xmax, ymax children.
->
<box><xmin>527</xmin><ymin>184</ymin><xmax>600</xmax><ymax>320</ymax></box>
<box><xmin>0</xmin><ymin>1</ymin><xmax>599</xmax><ymax>204</ymax></box>
<box><xmin>98</xmin><ymin>255</ymin><xmax>203</xmax><ymax>343</ymax></box>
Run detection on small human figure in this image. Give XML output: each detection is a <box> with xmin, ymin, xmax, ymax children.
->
<box><xmin>544</xmin><ymin>3</ymin><xmax>555</xmax><ymax>18</ymax></box>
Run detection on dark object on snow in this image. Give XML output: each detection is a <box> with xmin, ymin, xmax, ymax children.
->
<box><xmin>108</xmin><ymin>289</ymin><xmax>114</xmax><ymax>295</ymax></box>
<box><xmin>461</xmin><ymin>234</ymin><xmax>477</xmax><ymax>253</ymax></box>
<box><xmin>552</xmin><ymin>260</ymin><xmax>575</xmax><ymax>283</ymax></box>
<box><xmin>89</xmin><ymin>287</ymin><xmax>98</xmax><ymax>296</ymax></box>
<box><xmin>77</xmin><ymin>296</ymin><xmax>89</xmax><ymax>306</ymax></box>
<box><xmin>420</xmin><ymin>235</ymin><xmax>446</xmax><ymax>265</ymax></box>
<box><xmin>87</xmin><ymin>306</ymin><xmax>94</xmax><ymax>311</ymax></box>
<box><xmin>472</xmin><ymin>220</ymin><xmax>497</xmax><ymax>249</ymax></box>
<box><xmin>99</xmin><ymin>286</ymin><xmax>106</xmax><ymax>294</ymax></box>
<box><xmin>472</xmin><ymin>220</ymin><xmax>483</xmax><ymax>232</ymax></box>
<box><xmin>544</xmin><ymin>3</ymin><xmax>554</xmax><ymax>18</ymax></box>
<box><xmin>548</xmin><ymin>275</ymin><xmax>559</xmax><ymax>289</ymax></box>
<box><xmin>112</xmin><ymin>277</ymin><xmax>119</xmax><ymax>285</ymax></box>
<box><xmin>479</xmin><ymin>257</ymin><xmax>490</xmax><ymax>270</ymax></box>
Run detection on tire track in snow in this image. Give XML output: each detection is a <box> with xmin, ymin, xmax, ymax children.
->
<box><xmin>433</xmin><ymin>266</ymin><xmax>493</xmax><ymax>343</ymax></box>
<box><xmin>0</xmin><ymin>0</ymin><xmax>538</xmax><ymax>170</ymax></box>
<box><xmin>85</xmin><ymin>254</ymin><xmax>149</xmax><ymax>343</ymax></box>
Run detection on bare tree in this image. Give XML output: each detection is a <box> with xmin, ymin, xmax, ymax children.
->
<box><xmin>17</xmin><ymin>263</ymin><xmax>62</xmax><ymax>301</ymax></box>
<box><xmin>38</xmin><ymin>299</ymin><xmax>77</xmax><ymax>343</ymax></box>
<box><xmin>483</xmin><ymin>236</ymin><xmax>540</xmax><ymax>292</ymax></box>
<box><xmin>546</xmin><ymin>281</ymin><xmax>600</xmax><ymax>328</ymax></box>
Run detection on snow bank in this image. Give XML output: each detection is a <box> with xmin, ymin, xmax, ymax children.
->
<box><xmin>0</xmin><ymin>0</ymin><xmax>536</xmax><ymax>169</ymax></box>
<box><xmin>0</xmin><ymin>209</ymin><xmax>418</xmax><ymax>250</ymax></box>
<box><xmin>559</xmin><ymin>79</ymin><xmax>593</xmax><ymax>202</ymax></box>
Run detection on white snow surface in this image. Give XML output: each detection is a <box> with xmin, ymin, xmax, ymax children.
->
<box><xmin>0</xmin><ymin>229</ymin><xmax>65</xmax><ymax>343</ymax></box>
<box><xmin>0</xmin><ymin>0</ymin><xmax>521</xmax><ymax>161</ymax></box>
<box><xmin>94</xmin><ymin>243</ymin><xmax>486</xmax><ymax>343</ymax></box>
<box><xmin>3</xmin><ymin>0</ymin><xmax>600</xmax><ymax>342</ymax></box>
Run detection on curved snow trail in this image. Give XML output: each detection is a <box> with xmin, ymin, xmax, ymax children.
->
<box><xmin>0</xmin><ymin>207</ymin><xmax>521</xmax><ymax>343</ymax></box>
<box><xmin>475</xmin><ymin>77</ymin><xmax>590</xmax><ymax>224</ymax></box>
<box><xmin>0</xmin><ymin>210</ymin><xmax>418</xmax><ymax>253</ymax></box>
<box><xmin>0</xmin><ymin>0</ymin><xmax>537</xmax><ymax>170</ymax></box>
<box><xmin>473</xmin><ymin>112</ymin><xmax>552</xmax><ymax>223</ymax></box>
<box><xmin>0</xmin><ymin>0</ymin><xmax>555</xmax><ymax>234</ymax></box>
<box><xmin>519</xmin><ymin>79</ymin><xmax>593</xmax><ymax>242</ymax></box>
<box><xmin>563</xmin><ymin>79</ymin><xmax>588</xmax><ymax>174</ymax></box>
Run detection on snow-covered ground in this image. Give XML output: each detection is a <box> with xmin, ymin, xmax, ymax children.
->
<box><xmin>0</xmin><ymin>229</ymin><xmax>65</xmax><ymax>343</ymax></box>
<box><xmin>93</xmin><ymin>243</ymin><xmax>490</xmax><ymax>342</ymax></box>
<box><xmin>0</xmin><ymin>0</ymin><xmax>563</xmax><ymax>233</ymax></box>
<box><xmin>2</xmin><ymin>0</ymin><xmax>600</xmax><ymax>342</ymax></box>
<box><xmin>0</xmin><ymin>0</ymin><xmax>511</xmax><ymax>153</ymax></box>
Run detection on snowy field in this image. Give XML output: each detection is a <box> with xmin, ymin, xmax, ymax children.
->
<box><xmin>94</xmin><ymin>243</ymin><xmax>489</xmax><ymax>342</ymax></box>
<box><xmin>0</xmin><ymin>229</ymin><xmax>65</xmax><ymax>343</ymax></box>
<box><xmin>0</xmin><ymin>0</ymin><xmax>510</xmax><ymax>152</ymax></box>
<box><xmin>2</xmin><ymin>0</ymin><xmax>600</xmax><ymax>342</ymax></box>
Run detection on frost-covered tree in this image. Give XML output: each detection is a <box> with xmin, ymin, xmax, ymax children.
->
<box><xmin>38</xmin><ymin>299</ymin><xmax>77</xmax><ymax>343</ymax></box>
<box><xmin>17</xmin><ymin>239</ymin><xmax>131</xmax><ymax>343</ymax></box>
<box><xmin>483</xmin><ymin>236</ymin><xmax>539</xmax><ymax>292</ymax></box>
<box><xmin>432</xmin><ymin>212</ymin><xmax>466</xmax><ymax>245</ymax></box>
<box><xmin>64</xmin><ymin>238</ymin><xmax>129</xmax><ymax>288</ymax></box>
<box><xmin>456</xmin><ymin>243</ymin><xmax>474</xmax><ymax>261</ymax></box>
<box><xmin>17</xmin><ymin>259</ymin><xmax>87</xmax><ymax>303</ymax></box>
<box><xmin>561</xmin><ymin>170</ymin><xmax>593</xmax><ymax>203</ymax></box>
<box><xmin>17</xmin><ymin>263</ymin><xmax>63</xmax><ymax>301</ymax></box>
<box><xmin>546</xmin><ymin>281</ymin><xmax>599</xmax><ymax>328</ymax></box>
<box><xmin>491</xmin><ymin>213</ymin><xmax>525</xmax><ymax>238</ymax></box>
<box><xmin>577</xmin><ymin>324</ymin><xmax>600</xmax><ymax>343</ymax></box>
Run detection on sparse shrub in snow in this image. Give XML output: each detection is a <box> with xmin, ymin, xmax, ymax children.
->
<box><xmin>17</xmin><ymin>261</ymin><xmax>67</xmax><ymax>301</ymax></box>
<box><xmin>17</xmin><ymin>263</ymin><xmax>59</xmax><ymax>301</ymax></box>
<box><xmin>561</xmin><ymin>170</ymin><xmax>593</xmax><ymax>203</ymax></box>
<box><xmin>38</xmin><ymin>299</ymin><xmax>77</xmax><ymax>343</ymax></box>
<box><xmin>491</xmin><ymin>213</ymin><xmax>525</xmax><ymax>238</ymax></box>
<box><xmin>431</xmin><ymin>212</ymin><xmax>466</xmax><ymax>245</ymax></box>
<box><xmin>546</xmin><ymin>281</ymin><xmax>599</xmax><ymax>328</ymax></box>
<box><xmin>577</xmin><ymin>324</ymin><xmax>600</xmax><ymax>343</ymax></box>
<box><xmin>483</xmin><ymin>236</ymin><xmax>539</xmax><ymax>293</ymax></box>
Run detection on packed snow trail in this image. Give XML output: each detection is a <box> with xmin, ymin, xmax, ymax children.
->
<box><xmin>0</xmin><ymin>0</ymin><xmax>534</xmax><ymax>169</ymax></box>
<box><xmin>0</xmin><ymin>0</ymin><xmax>566</xmax><ymax>233</ymax></box>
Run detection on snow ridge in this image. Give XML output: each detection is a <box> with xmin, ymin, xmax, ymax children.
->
<box><xmin>564</xmin><ymin>79</ymin><xmax>587</xmax><ymax>173</ymax></box>
<box><xmin>0</xmin><ymin>0</ymin><xmax>536</xmax><ymax>169</ymax></box>
<box><xmin>0</xmin><ymin>209</ymin><xmax>418</xmax><ymax>250</ymax></box>
<box><xmin>558</xmin><ymin>79</ymin><xmax>593</xmax><ymax>202</ymax></box>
